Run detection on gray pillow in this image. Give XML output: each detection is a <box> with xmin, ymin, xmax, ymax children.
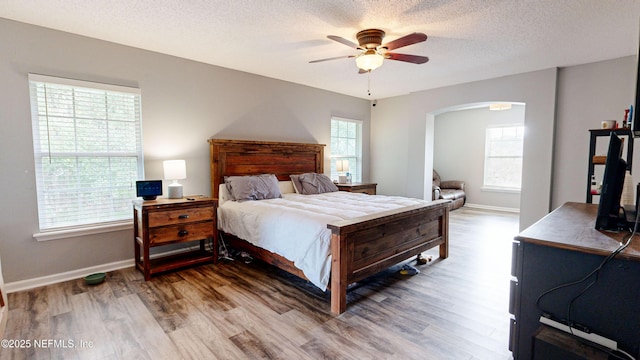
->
<box><xmin>224</xmin><ymin>174</ymin><xmax>282</xmax><ymax>201</ymax></box>
<box><xmin>298</xmin><ymin>173</ymin><xmax>339</xmax><ymax>195</ymax></box>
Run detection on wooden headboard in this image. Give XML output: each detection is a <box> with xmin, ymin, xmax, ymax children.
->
<box><xmin>208</xmin><ymin>139</ymin><xmax>325</xmax><ymax>198</ymax></box>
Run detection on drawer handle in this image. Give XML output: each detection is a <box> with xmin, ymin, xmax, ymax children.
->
<box><xmin>178</xmin><ymin>214</ymin><xmax>189</xmax><ymax>219</ymax></box>
<box><xmin>178</xmin><ymin>230</ymin><xmax>189</xmax><ymax>237</ymax></box>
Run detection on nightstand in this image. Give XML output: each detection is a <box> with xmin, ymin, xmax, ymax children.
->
<box><xmin>336</xmin><ymin>182</ymin><xmax>377</xmax><ymax>195</ymax></box>
<box><xmin>133</xmin><ymin>197</ymin><xmax>218</xmax><ymax>280</ymax></box>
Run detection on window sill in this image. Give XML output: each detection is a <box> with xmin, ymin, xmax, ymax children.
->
<box><xmin>33</xmin><ymin>221</ymin><xmax>133</xmax><ymax>242</ymax></box>
<box><xmin>481</xmin><ymin>186</ymin><xmax>521</xmax><ymax>194</ymax></box>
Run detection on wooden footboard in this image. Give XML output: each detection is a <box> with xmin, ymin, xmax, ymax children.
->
<box><xmin>327</xmin><ymin>200</ymin><xmax>450</xmax><ymax>314</ymax></box>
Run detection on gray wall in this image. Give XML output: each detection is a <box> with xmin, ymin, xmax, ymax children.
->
<box><xmin>434</xmin><ymin>105</ymin><xmax>525</xmax><ymax>210</ymax></box>
<box><xmin>371</xmin><ymin>69</ymin><xmax>558</xmax><ymax>230</ymax></box>
<box><xmin>553</xmin><ymin>56</ymin><xmax>639</xmax><ymax>209</ymax></box>
<box><xmin>0</xmin><ymin>18</ymin><xmax>370</xmax><ymax>283</ymax></box>
<box><xmin>372</xmin><ymin>56</ymin><xmax>637</xmax><ymax>230</ymax></box>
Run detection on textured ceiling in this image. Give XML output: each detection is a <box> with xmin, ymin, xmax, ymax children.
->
<box><xmin>1</xmin><ymin>0</ymin><xmax>640</xmax><ymax>99</ymax></box>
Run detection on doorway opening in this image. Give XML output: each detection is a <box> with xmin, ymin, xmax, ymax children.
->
<box><xmin>430</xmin><ymin>102</ymin><xmax>525</xmax><ymax>213</ymax></box>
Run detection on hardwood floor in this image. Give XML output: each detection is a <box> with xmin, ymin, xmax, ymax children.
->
<box><xmin>1</xmin><ymin>208</ymin><xmax>518</xmax><ymax>359</ymax></box>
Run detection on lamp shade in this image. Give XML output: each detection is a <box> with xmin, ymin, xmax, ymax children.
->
<box><xmin>163</xmin><ymin>160</ymin><xmax>186</xmax><ymax>180</ymax></box>
<box><xmin>336</xmin><ymin>159</ymin><xmax>350</xmax><ymax>172</ymax></box>
<box><xmin>163</xmin><ymin>160</ymin><xmax>186</xmax><ymax>199</ymax></box>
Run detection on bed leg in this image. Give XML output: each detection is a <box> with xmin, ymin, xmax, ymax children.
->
<box><xmin>331</xmin><ymin>285</ymin><xmax>347</xmax><ymax>315</ymax></box>
<box><xmin>439</xmin><ymin>243</ymin><xmax>449</xmax><ymax>259</ymax></box>
<box><xmin>439</xmin><ymin>207</ymin><xmax>450</xmax><ymax>259</ymax></box>
<box><xmin>330</xmin><ymin>233</ymin><xmax>347</xmax><ymax>315</ymax></box>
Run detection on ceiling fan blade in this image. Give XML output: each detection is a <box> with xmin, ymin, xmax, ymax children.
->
<box><xmin>386</xmin><ymin>53</ymin><xmax>430</xmax><ymax>64</ymax></box>
<box><xmin>309</xmin><ymin>55</ymin><xmax>354</xmax><ymax>63</ymax></box>
<box><xmin>381</xmin><ymin>32</ymin><xmax>427</xmax><ymax>51</ymax></box>
<box><xmin>327</xmin><ymin>35</ymin><xmax>359</xmax><ymax>49</ymax></box>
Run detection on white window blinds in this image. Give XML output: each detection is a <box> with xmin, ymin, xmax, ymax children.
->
<box><xmin>330</xmin><ymin>117</ymin><xmax>362</xmax><ymax>182</ymax></box>
<box><xmin>483</xmin><ymin>125</ymin><xmax>524</xmax><ymax>190</ymax></box>
<box><xmin>29</xmin><ymin>74</ymin><xmax>143</xmax><ymax>231</ymax></box>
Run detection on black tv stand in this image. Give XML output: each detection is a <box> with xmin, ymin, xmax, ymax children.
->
<box><xmin>511</xmin><ymin>202</ymin><xmax>640</xmax><ymax>360</ymax></box>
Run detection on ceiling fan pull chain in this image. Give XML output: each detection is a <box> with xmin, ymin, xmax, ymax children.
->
<box><xmin>368</xmin><ymin>70</ymin><xmax>371</xmax><ymax>96</ymax></box>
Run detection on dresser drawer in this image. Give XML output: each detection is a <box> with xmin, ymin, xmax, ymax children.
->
<box><xmin>149</xmin><ymin>221</ymin><xmax>214</xmax><ymax>245</ymax></box>
<box><xmin>509</xmin><ymin>317</ymin><xmax>518</xmax><ymax>352</ymax></box>
<box><xmin>511</xmin><ymin>241</ymin><xmax>521</xmax><ymax>278</ymax></box>
<box><xmin>509</xmin><ymin>279</ymin><xmax>519</xmax><ymax>315</ymax></box>
<box><xmin>148</xmin><ymin>206</ymin><xmax>214</xmax><ymax>227</ymax></box>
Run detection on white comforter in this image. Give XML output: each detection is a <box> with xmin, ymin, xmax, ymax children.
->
<box><xmin>217</xmin><ymin>191</ymin><xmax>430</xmax><ymax>290</ymax></box>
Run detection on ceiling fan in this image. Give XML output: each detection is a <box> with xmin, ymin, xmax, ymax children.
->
<box><xmin>310</xmin><ymin>29</ymin><xmax>429</xmax><ymax>73</ymax></box>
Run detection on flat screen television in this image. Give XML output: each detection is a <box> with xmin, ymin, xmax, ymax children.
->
<box><xmin>595</xmin><ymin>134</ymin><xmax>627</xmax><ymax>230</ymax></box>
<box><xmin>136</xmin><ymin>180</ymin><xmax>163</xmax><ymax>200</ymax></box>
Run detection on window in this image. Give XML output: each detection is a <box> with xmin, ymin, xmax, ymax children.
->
<box><xmin>483</xmin><ymin>125</ymin><xmax>524</xmax><ymax>191</ymax></box>
<box><xmin>330</xmin><ymin>117</ymin><xmax>362</xmax><ymax>182</ymax></box>
<box><xmin>29</xmin><ymin>74</ymin><xmax>143</xmax><ymax>233</ymax></box>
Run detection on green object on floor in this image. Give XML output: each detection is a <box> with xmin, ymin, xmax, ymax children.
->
<box><xmin>84</xmin><ymin>272</ymin><xmax>106</xmax><ymax>285</ymax></box>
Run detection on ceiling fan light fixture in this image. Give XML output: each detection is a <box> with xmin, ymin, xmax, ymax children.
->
<box><xmin>356</xmin><ymin>51</ymin><xmax>384</xmax><ymax>71</ymax></box>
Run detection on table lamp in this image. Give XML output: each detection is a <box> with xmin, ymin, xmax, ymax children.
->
<box><xmin>163</xmin><ymin>160</ymin><xmax>186</xmax><ymax>199</ymax></box>
<box><xmin>336</xmin><ymin>159</ymin><xmax>349</xmax><ymax>184</ymax></box>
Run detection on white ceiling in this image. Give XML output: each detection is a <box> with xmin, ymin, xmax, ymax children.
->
<box><xmin>2</xmin><ymin>0</ymin><xmax>640</xmax><ymax>100</ymax></box>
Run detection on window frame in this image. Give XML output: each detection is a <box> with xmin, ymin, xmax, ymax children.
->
<box><xmin>330</xmin><ymin>117</ymin><xmax>362</xmax><ymax>183</ymax></box>
<box><xmin>482</xmin><ymin>124</ymin><xmax>524</xmax><ymax>193</ymax></box>
<box><xmin>28</xmin><ymin>74</ymin><xmax>144</xmax><ymax>240</ymax></box>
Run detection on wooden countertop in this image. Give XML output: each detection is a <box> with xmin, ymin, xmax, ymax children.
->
<box><xmin>515</xmin><ymin>202</ymin><xmax>640</xmax><ymax>262</ymax></box>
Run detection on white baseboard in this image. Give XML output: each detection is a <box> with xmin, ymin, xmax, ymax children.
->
<box><xmin>4</xmin><ymin>259</ymin><xmax>134</xmax><ymax>294</ymax></box>
<box><xmin>4</xmin><ymin>245</ymin><xmax>210</xmax><ymax>294</ymax></box>
<box><xmin>464</xmin><ymin>203</ymin><xmax>520</xmax><ymax>214</ymax></box>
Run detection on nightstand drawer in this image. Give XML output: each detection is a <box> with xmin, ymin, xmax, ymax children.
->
<box><xmin>148</xmin><ymin>206</ymin><xmax>214</xmax><ymax>227</ymax></box>
<box><xmin>149</xmin><ymin>221</ymin><xmax>214</xmax><ymax>245</ymax></box>
<box><xmin>352</xmin><ymin>188</ymin><xmax>375</xmax><ymax>195</ymax></box>
<box><xmin>336</xmin><ymin>182</ymin><xmax>377</xmax><ymax>195</ymax></box>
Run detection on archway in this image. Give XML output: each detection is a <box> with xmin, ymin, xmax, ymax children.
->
<box><xmin>426</xmin><ymin>102</ymin><xmax>526</xmax><ymax>214</ymax></box>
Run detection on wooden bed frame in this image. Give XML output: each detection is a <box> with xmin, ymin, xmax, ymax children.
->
<box><xmin>209</xmin><ymin>138</ymin><xmax>450</xmax><ymax>314</ymax></box>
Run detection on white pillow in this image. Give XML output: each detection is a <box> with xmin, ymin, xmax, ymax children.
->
<box><xmin>278</xmin><ymin>180</ymin><xmax>295</xmax><ymax>194</ymax></box>
<box><xmin>218</xmin><ymin>184</ymin><xmax>232</xmax><ymax>206</ymax></box>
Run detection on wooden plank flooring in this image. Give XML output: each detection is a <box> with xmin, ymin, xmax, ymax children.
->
<box><xmin>1</xmin><ymin>208</ymin><xmax>517</xmax><ymax>359</ymax></box>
